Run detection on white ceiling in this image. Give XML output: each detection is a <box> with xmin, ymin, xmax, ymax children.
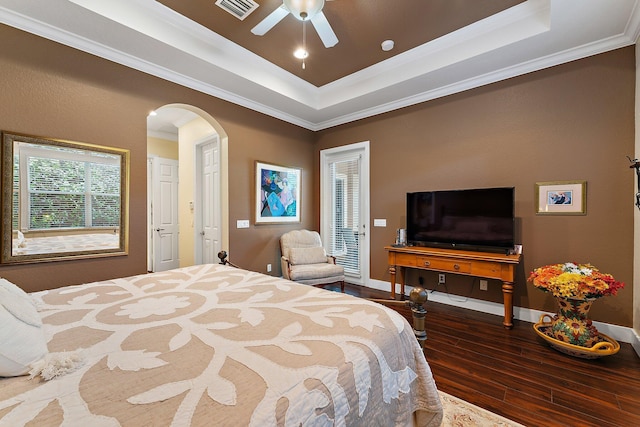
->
<box><xmin>147</xmin><ymin>107</ymin><xmax>199</xmax><ymax>141</ymax></box>
<box><xmin>1</xmin><ymin>0</ymin><xmax>639</xmax><ymax>132</ymax></box>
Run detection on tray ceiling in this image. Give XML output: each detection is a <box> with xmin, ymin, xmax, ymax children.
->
<box><xmin>157</xmin><ymin>0</ymin><xmax>524</xmax><ymax>87</ymax></box>
<box><xmin>0</xmin><ymin>0</ymin><xmax>638</xmax><ymax>130</ymax></box>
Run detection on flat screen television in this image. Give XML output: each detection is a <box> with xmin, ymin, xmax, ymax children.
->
<box><xmin>406</xmin><ymin>187</ymin><xmax>515</xmax><ymax>253</ymax></box>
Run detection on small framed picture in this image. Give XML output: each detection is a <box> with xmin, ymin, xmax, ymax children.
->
<box><xmin>255</xmin><ymin>161</ymin><xmax>301</xmax><ymax>224</ymax></box>
<box><xmin>535</xmin><ymin>180</ymin><xmax>586</xmax><ymax>215</ymax></box>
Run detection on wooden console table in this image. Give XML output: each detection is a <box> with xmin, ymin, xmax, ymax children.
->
<box><xmin>385</xmin><ymin>246</ymin><xmax>521</xmax><ymax>328</ymax></box>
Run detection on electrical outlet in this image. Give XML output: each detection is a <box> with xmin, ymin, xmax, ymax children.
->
<box><xmin>480</xmin><ymin>280</ymin><xmax>488</xmax><ymax>291</ymax></box>
<box><xmin>438</xmin><ymin>274</ymin><xmax>445</xmax><ymax>284</ymax></box>
<box><xmin>267</xmin><ymin>264</ymin><xmax>272</xmax><ymax>273</ymax></box>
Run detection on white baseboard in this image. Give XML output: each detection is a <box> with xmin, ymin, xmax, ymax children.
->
<box><xmin>367</xmin><ymin>278</ymin><xmax>640</xmax><ymax>357</ymax></box>
<box><xmin>632</xmin><ymin>330</ymin><xmax>640</xmax><ymax>357</ymax></box>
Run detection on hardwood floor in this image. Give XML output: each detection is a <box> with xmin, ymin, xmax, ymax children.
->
<box><xmin>339</xmin><ymin>283</ymin><xmax>640</xmax><ymax>427</ymax></box>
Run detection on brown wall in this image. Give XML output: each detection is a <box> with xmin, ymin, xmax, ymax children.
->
<box><xmin>315</xmin><ymin>47</ymin><xmax>635</xmax><ymax>327</ymax></box>
<box><xmin>0</xmin><ymin>24</ymin><xmax>634</xmax><ymax>328</ymax></box>
<box><xmin>224</xmin><ymin>119</ymin><xmax>317</xmax><ymax>274</ymax></box>
<box><xmin>0</xmin><ymin>25</ymin><xmax>316</xmax><ymax>291</ymax></box>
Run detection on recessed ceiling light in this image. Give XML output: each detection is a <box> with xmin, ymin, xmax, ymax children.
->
<box><xmin>148</xmin><ymin>110</ymin><xmax>157</xmax><ymax>117</ymax></box>
<box><xmin>381</xmin><ymin>40</ymin><xmax>394</xmax><ymax>52</ymax></box>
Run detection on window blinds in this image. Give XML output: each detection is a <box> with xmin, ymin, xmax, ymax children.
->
<box><xmin>328</xmin><ymin>157</ymin><xmax>360</xmax><ymax>276</ymax></box>
<box><xmin>19</xmin><ymin>154</ymin><xmax>120</xmax><ymax>230</ymax></box>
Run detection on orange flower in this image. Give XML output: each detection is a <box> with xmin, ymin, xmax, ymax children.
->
<box><xmin>528</xmin><ymin>262</ymin><xmax>624</xmax><ymax>299</ymax></box>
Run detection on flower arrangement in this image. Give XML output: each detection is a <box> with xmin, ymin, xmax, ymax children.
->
<box><xmin>528</xmin><ymin>262</ymin><xmax>625</xmax><ymax>300</ymax></box>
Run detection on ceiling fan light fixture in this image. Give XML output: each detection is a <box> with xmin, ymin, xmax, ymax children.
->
<box><xmin>294</xmin><ymin>48</ymin><xmax>308</xmax><ymax>59</ymax></box>
<box><xmin>283</xmin><ymin>0</ymin><xmax>325</xmax><ymax>21</ymax></box>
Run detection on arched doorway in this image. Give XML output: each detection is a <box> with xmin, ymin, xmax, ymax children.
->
<box><xmin>147</xmin><ymin>104</ymin><xmax>229</xmax><ymax>271</ymax></box>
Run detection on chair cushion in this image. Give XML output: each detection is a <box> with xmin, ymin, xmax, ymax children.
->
<box><xmin>280</xmin><ymin>230</ymin><xmax>323</xmax><ymax>259</ymax></box>
<box><xmin>288</xmin><ymin>263</ymin><xmax>344</xmax><ymax>282</ymax></box>
<box><xmin>289</xmin><ymin>247</ymin><xmax>327</xmax><ymax>265</ymax></box>
<box><xmin>0</xmin><ymin>279</ymin><xmax>48</xmax><ymax>377</ymax></box>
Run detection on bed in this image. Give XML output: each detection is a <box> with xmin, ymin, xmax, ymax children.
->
<box><xmin>0</xmin><ymin>263</ymin><xmax>443</xmax><ymax>426</ymax></box>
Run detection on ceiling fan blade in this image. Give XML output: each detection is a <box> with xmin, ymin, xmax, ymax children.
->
<box><xmin>251</xmin><ymin>5</ymin><xmax>289</xmax><ymax>36</ymax></box>
<box><xmin>310</xmin><ymin>11</ymin><xmax>338</xmax><ymax>48</ymax></box>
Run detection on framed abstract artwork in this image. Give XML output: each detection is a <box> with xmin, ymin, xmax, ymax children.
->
<box><xmin>255</xmin><ymin>161</ymin><xmax>301</xmax><ymax>224</ymax></box>
<box><xmin>535</xmin><ymin>180</ymin><xmax>586</xmax><ymax>215</ymax></box>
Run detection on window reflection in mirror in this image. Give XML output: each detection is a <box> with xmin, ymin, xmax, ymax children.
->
<box><xmin>1</xmin><ymin>133</ymin><xmax>129</xmax><ymax>264</ymax></box>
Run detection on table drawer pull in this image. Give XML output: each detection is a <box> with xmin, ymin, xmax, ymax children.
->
<box><xmin>416</xmin><ymin>255</ymin><xmax>471</xmax><ymax>273</ymax></box>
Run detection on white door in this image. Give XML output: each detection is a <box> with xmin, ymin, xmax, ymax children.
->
<box><xmin>150</xmin><ymin>157</ymin><xmax>179</xmax><ymax>271</ymax></box>
<box><xmin>196</xmin><ymin>139</ymin><xmax>221</xmax><ymax>264</ymax></box>
<box><xmin>320</xmin><ymin>142</ymin><xmax>370</xmax><ymax>285</ymax></box>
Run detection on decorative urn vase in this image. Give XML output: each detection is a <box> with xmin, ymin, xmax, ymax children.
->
<box><xmin>550</xmin><ymin>297</ymin><xmax>599</xmax><ymax>347</ymax></box>
<box><xmin>528</xmin><ymin>262</ymin><xmax>625</xmax><ymax>358</ymax></box>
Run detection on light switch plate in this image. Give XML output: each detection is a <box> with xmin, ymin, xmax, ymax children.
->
<box><xmin>236</xmin><ymin>219</ymin><xmax>250</xmax><ymax>228</ymax></box>
<box><xmin>373</xmin><ymin>219</ymin><xmax>387</xmax><ymax>227</ymax></box>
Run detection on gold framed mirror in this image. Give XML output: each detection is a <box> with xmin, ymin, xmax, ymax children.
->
<box><xmin>1</xmin><ymin>132</ymin><xmax>129</xmax><ymax>264</ymax></box>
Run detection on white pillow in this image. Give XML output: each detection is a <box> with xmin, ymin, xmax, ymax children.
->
<box><xmin>0</xmin><ymin>279</ymin><xmax>48</xmax><ymax>377</ymax></box>
<box><xmin>0</xmin><ymin>278</ymin><xmax>33</xmax><ymax>305</ymax></box>
<box><xmin>288</xmin><ymin>247</ymin><xmax>328</xmax><ymax>265</ymax></box>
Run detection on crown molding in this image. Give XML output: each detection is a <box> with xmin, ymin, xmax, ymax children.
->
<box><xmin>1</xmin><ymin>0</ymin><xmax>639</xmax><ymax>131</ymax></box>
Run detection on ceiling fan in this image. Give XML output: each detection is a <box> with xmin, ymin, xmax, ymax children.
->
<box><xmin>251</xmin><ymin>0</ymin><xmax>338</xmax><ymax>48</ymax></box>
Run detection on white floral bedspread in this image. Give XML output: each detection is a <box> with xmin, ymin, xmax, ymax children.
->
<box><xmin>0</xmin><ymin>264</ymin><xmax>443</xmax><ymax>426</ymax></box>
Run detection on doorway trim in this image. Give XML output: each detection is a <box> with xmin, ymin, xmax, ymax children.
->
<box><xmin>147</xmin><ymin>103</ymin><xmax>229</xmax><ymax>266</ymax></box>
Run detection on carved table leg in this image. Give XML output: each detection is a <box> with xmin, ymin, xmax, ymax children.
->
<box><xmin>389</xmin><ymin>265</ymin><xmax>396</xmax><ymax>300</ymax></box>
<box><xmin>502</xmin><ymin>281</ymin><xmax>514</xmax><ymax>329</ymax></box>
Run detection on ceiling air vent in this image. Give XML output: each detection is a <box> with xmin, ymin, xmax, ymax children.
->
<box><xmin>215</xmin><ymin>0</ymin><xmax>259</xmax><ymax>20</ymax></box>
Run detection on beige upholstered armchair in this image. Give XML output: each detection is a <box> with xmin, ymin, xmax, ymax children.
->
<box><xmin>280</xmin><ymin>230</ymin><xmax>345</xmax><ymax>292</ymax></box>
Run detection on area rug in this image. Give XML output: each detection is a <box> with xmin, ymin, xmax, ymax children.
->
<box><xmin>439</xmin><ymin>391</ymin><xmax>525</xmax><ymax>427</ymax></box>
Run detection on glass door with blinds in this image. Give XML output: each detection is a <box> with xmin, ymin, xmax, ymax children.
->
<box><xmin>320</xmin><ymin>142</ymin><xmax>370</xmax><ymax>285</ymax></box>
